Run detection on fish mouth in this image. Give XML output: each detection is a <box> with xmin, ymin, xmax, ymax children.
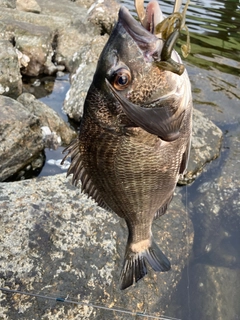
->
<box><xmin>118</xmin><ymin>6</ymin><xmax>162</xmax><ymax>59</ymax></box>
<box><xmin>118</xmin><ymin>6</ymin><xmax>184</xmax><ymax>75</ymax></box>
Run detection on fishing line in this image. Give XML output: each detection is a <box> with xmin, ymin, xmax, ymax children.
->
<box><xmin>0</xmin><ymin>287</ymin><xmax>181</xmax><ymax>320</ymax></box>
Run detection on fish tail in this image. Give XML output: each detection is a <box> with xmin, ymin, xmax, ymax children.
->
<box><xmin>120</xmin><ymin>237</ymin><xmax>171</xmax><ymax>290</ymax></box>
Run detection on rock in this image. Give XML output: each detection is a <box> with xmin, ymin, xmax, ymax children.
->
<box><xmin>0</xmin><ymin>40</ymin><xmax>22</xmax><ymax>98</ymax></box>
<box><xmin>74</xmin><ymin>0</ymin><xmax>96</xmax><ymax>9</ymax></box>
<box><xmin>0</xmin><ymin>95</ymin><xmax>44</xmax><ymax>182</ymax></box>
<box><xmin>88</xmin><ymin>0</ymin><xmax>120</xmax><ymax>35</ymax></box>
<box><xmin>16</xmin><ymin>0</ymin><xmax>41</xmax><ymax>13</ymax></box>
<box><xmin>0</xmin><ymin>17</ymin><xmax>64</xmax><ymax>76</ymax></box>
<box><xmin>0</xmin><ymin>0</ymin><xmax>100</xmax><ymax>78</ymax></box>
<box><xmin>0</xmin><ymin>0</ymin><xmax>101</xmax><ymax>73</ymax></box>
<box><xmin>63</xmin><ymin>34</ymin><xmax>109</xmax><ymax>121</ymax></box>
<box><xmin>0</xmin><ymin>0</ymin><xmax>16</xmax><ymax>8</ymax></box>
<box><xmin>183</xmin><ymin>264</ymin><xmax>240</xmax><ymax>320</ymax></box>
<box><xmin>179</xmin><ymin>108</ymin><xmax>223</xmax><ymax>185</ymax></box>
<box><xmin>14</xmin><ymin>21</ymin><xmax>63</xmax><ymax>76</ymax></box>
<box><xmin>17</xmin><ymin>93</ymin><xmax>77</xmax><ymax>146</ymax></box>
<box><xmin>0</xmin><ymin>92</ymin><xmax>77</xmax><ymax>181</ymax></box>
<box><xmin>0</xmin><ymin>174</ymin><xmax>193</xmax><ymax>318</ymax></box>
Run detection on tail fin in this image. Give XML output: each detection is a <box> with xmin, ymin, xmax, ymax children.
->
<box><xmin>120</xmin><ymin>238</ymin><xmax>171</xmax><ymax>290</ymax></box>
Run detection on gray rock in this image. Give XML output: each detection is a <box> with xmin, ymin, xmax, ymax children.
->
<box><xmin>88</xmin><ymin>0</ymin><xmax>120</xmax><ymax>35</ymax></box>
<box><xmin>0</xmin><ymin>40</ymin><xmax>22</xmax><ymax>98</ymax></box>
<box><xmin>0</xmin><ymin>0</ymin><xmax>16</xmax><ymax>8</ymax></box>
<box><xmin>63</xmin><ymin>34</ymin><xmax>109</xmax><ymax>121</ymax></box>
<box><xmin>0</xmin><ymin>173</ymin><xmax>193</xmax><ymax>319</ymax></box>
<box><xmin>0</xmin><ymin>0</ymin><xmax>100</xmax><ymax>75</ymax></box>
<box><xmin>0</xmin><ymin>95</ymin><xmax>44</xmax><ymax>182</ymax></box>
<box><xmin>0</xmin><ymin>93</ymin><xmax>77</xmax><ymax>181</ymax></box>
<box><xmin>0</xmin><ymin>17</ymin><xmax>63</xmax><ymax>77</ymax></box>
<box><xmin>16</xmin><ymin>0</ymin><xmax>41</xmax><ymax>13</ymax></box>
<box><xmin>179</xmin><ymin>108</ymin><xmax>223</xmax><ymax>185</ymax></box>
<box><xmin>17</xmin><ymin>93</ymin><xmax>77</xmax><ymax>146</ymax></box>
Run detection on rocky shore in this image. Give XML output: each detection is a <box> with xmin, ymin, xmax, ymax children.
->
<box><xmin>0</xmin><ymin>0</ymin><xmax>226</xmax><ymax>319</ymax></box>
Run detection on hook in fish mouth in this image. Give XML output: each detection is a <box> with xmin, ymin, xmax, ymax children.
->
<box><xmin>155</xmin><ymin>29</ymin><xmax>185</xmax><ymax>76</ymax></box>
<box><xmin>119</xmin><ymin>6</ymin><xmax>184</xmax><ymax>75</ymax></box>
<box><xmin>133</xmin><ymin>0</ymin><xmax>191</xmax><ymax>75</ymax></box>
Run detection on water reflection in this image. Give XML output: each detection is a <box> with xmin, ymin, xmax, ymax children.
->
<box><xmin>121</xmin><ymin>0</ymin><xmax>240</xmax><ymax>75</ymax></box>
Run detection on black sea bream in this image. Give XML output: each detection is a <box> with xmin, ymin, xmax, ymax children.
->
<box><xmin>62</xmin><ymin>1</ymin><xmax>192</xmax><ymax>290</ymax></box>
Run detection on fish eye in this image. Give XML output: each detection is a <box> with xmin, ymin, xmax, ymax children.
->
<box><xmin>112</xmin><ymin>68</ymin><xmax>131</xmax><ymax>91</ymax></box>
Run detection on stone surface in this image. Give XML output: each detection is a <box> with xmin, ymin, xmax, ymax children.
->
<box><xmin>0</xmin><ymin>0</ymin><xmax>101</xmax><ymax>83</ymax></box>
<box><xmin>88</xmin><ymin>0</ymin><xmax>120</xmax><ymax>35</ymax></box>
<box><xmin>0</xmin><ymin>174</ymin><xmax>193</xmax><ymax>319</ymax></box>
<box><xmin>63</xmin><ymin>34</ymin><xmax>108</xmax><ymax>121</ymax></box>
<box><xmin>16</xmin><ymin>0</ymin><xmax>41</xmax><ymax>13</ymax></box>
<box><xmin>179</xmin><ymin>108</ymin><xmax>223</xmax><ymax>185</ymax></box>
<box><xmin>0</xmin><ymin>0</ymin><xmax>15</xmax><ymax>8</ymax></box>
<box><xmin>0</xmin><ymin>95</ymin><xmax>44</xmax><ymax>182</ymax></box>
<box><xmin>17</xmin><ymin>93</ymin><xmax>77</xmax><ymax>146</ymax></box>
<box><xmin>0</xmin><ymin>40</ymin><xmax>22</xmax><ymax>97</ymax></box>
<box><xmin>0</xmin><ymin>93</ymin><xmax>76</xmax><ymax>181</ymax></box>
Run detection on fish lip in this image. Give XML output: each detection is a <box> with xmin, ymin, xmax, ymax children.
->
<box><xmin>118</xmin><ymin>6</ymin><xmax>162</xmax><ymax>57</ymax></box>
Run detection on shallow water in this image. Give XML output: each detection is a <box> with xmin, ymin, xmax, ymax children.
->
<box><xmin>24</xmin><ymin>1</ymin><xmax>240</xmax><ymax>319</ymax></box>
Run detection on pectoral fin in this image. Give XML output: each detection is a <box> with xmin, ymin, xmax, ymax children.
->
<box><xmin>106</xmin><ymin>79</ymin><xmax>184</xmax><ymax>142</ymax></box>
<box><xmin>179</xmin><ymin>137</ymin><xmax>191</xmax><ymax>174</ymax></box>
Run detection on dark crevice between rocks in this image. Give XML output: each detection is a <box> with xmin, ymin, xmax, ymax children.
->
<box><xmin>9</xmin><ymin>36</ymin><xmax>16</xmax><ymax>47</ymax></box>
<box><xmin>51</xmin><ymin>32</ymin><xmax>60</xmax><ymax>68</ymax></box>
<box><xmin>4</xmin><ymin>151</ymin><xmax>46</xmax><ymax>182</ymax></box>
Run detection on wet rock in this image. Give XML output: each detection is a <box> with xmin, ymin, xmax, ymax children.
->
<box><xmin>16</xmin><ymin>0</ymin><xmax>41</xmax><ymax>13</ymax></box>
<box><xmin>0</xmin><ymin>40</ymin><xmax>22</xmax><ymax>97</ymax></box>
<box><xmin>88</xmin><ymin>0</ymin><xmax>120</xmax><ymax>35</ymax></box>
<box><xmin>0</xmin><ymin>174</ymin><xmax>193</xmax><ymax>319</ymax></box>
<box><xmin>0</xmin><ymin>95</ymin><xmax>44</xmax><ymax>182</ymax></box>
<box><xmin>185</xmin><ymin>264</ymin><xmax>240</xmax><ymax>320</ymax></box>
<box><xmin>17</xmin><ymin>92</ymin><xmax>77</xmax><ymax>146</ymax></box>
<box><xmin>179</xmin><ymin>108</ymin><xmax>223</xmax><ymax>185</ymax></box>
<box><xmin>170</xmin><ymin>178</ymin><xmax>240</xmax><ymax>320</ymax></box>
<box><xmin>168</xmin><ymin>122</ymin><xmax>240</xmax><ymax>320</ymax></box>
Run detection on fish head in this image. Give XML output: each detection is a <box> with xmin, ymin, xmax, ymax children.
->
<box><xmin>91</xmin><ymin>5</ymin><xmax>192</xmax><ymax>140</ymax></box>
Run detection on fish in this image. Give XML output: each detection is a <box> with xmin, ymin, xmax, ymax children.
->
<box><xmin>62</xmin><ymin>0</ymin><xmax>192</xmax><ymax>290</ymax></box>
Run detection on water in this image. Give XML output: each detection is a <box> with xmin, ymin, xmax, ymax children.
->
<box><xmin>22</xmin><ymin>1</ymin><xmax>240</xmax><ymax>318</ymax></box>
